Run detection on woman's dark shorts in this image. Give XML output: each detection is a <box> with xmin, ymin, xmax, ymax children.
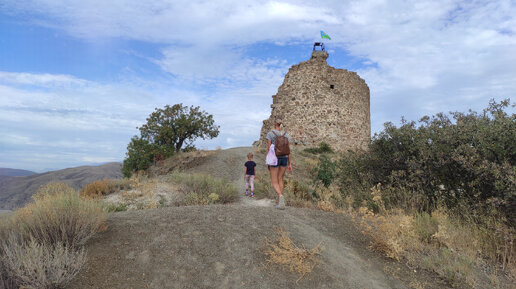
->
<box><xmin>271</xmin><ymin>155</ymin><xmax>288</xmax><ymax>167</ymax></box>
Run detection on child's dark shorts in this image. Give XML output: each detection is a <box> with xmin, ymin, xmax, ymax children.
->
<box><xmin>271</xmin><ymin>155</ymin><xmax>288</xmax><ymax>167</ymax></box>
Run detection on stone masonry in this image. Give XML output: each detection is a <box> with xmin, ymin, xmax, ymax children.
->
<box><xmin>259</xmin><ymin>50</ymin><xmax>370</xmax><ymax>151</ymax></box>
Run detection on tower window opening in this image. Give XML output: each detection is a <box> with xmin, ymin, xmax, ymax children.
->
<box><xmin>330</xmin><ymin>85</ymin><xmax>334</xmax><ymax>89</ymax></box>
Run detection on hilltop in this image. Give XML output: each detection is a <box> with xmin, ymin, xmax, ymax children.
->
<box><xmin>0</xmin><ymin>168</ymin><xmax>36</xmax><ymax>177</ymax></box>
<box><xmin>69</xmin><ymin>147</ymin><xmax>448</xmax><ymax>289</ymax></box>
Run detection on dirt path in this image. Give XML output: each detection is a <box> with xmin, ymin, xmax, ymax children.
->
<box><xmin>70</xmin><ymin>147</ymin><xmax>447</xmax><ymax>289</ymax></box>
<box><xmin>183</xmin><ymin>147</ymin><xmax>274</xmax><ymax>207</ymax></box>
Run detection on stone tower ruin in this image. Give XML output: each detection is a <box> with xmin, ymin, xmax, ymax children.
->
<box><xmin>259</xmin><ymin>48</ymin><xmax>371</xmax><ymax>151</ymax></box>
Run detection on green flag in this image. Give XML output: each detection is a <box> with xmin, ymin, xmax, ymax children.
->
<box><xmin>320</xmin><ymin>30</ymin><xmax>331</xmax><ymax>40</ymax></box>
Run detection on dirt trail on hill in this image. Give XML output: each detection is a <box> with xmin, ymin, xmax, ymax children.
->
<box><xmin>70</xmin><ymin>147</ymin><xmax>447</xmax><ymax>289</ymax></box>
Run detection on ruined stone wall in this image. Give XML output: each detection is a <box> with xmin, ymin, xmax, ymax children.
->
<box><xmin>259</xmin><ymin>50</ymin><xmax>370</xmax><ymax>151</ymax></box>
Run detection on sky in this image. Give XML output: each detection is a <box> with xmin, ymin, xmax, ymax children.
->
<box><xmin>0</xmin><ymin>0</ymin><xmax>515</xmax><ymax>172</ymax></box>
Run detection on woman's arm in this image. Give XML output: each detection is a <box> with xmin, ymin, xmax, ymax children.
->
<box><xmin>267</xmin><ymin>140</ymin><xmax>272</xmax><ymax>154</ymax></box>
<box><xmin>287</xmin><ymin>153</ymin><xmax>293</xmax><ymax>172</ymax></box>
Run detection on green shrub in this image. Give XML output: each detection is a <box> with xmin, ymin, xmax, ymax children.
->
<box><xmin>122</xmin><ymin>136</ymin><xmax>174</xmax><ymax>178</ymax></box>
<box><xmin>304</xmin><ymin>142</ymin><xmax>334</xmax><ymax>154</ymax></box>
<box><xmin>104</xmin><ymin>203</ymin><xmax>128</xmax><ymax>212</ymax></box>
<box><xmin>413</xmin><ymin>212</ymin><xmax>439</xmax><ymax>243</ymax></box>
<box><xmin>422</xmin><ymin>248</ymin><xmax>474</xmax><ymax>285</ymax></box>
<box><xmin>167</xmin><ymin>172</ymin><xmax>238</xmax><ymax>205</ymax></box>
<box><xmin>337</xmin><ymin>99</ymin><xmax>516</xmax><ymax>224</ymax></box>
<box><xmin>336</xmin><ymin>150</ymin><xmax>375</xmax><ymax>209</ymax></box>
<box><xmin>312</xmin><ymin>155</ymin><xmax>337</xmax><ymax>188</ymax></box>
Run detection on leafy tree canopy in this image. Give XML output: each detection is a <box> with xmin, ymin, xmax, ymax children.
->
<box><xmin>139</xmin><ymin>104</ymin><xmax>219</xmax><ymax>152</ymax></box>
<box><xmin>122</xmin><ymin>104</ymin><xmax>219</xmax><ymax>177</ymax></box>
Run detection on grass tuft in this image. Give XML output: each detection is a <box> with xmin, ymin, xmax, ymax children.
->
<box><xmin>167</xmin><ymin>172</ymin><xmax>238</xmax><ymax>205</ymax></box>
<box><xmin>263</xmin><ymin>228</ymin><xmax>323</xmax><ymax>282</ymax></box>
<box><xmin>81</xmin><ymin>178</ymin><xmax>132</xmax><ymax>198</ymax></box>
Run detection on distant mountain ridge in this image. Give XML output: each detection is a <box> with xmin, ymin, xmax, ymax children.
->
<box><xmin>0</xmin><ymin>162</ymin><xmax>123</xmax><ymax>210</ymax></box>
<box><xmin>0</xmin><ymin>168</ymin><xmax>36</xmax><ymax>177</ymax></box>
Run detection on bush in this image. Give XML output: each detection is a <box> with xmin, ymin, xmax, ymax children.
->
<box><xmin>413</xmin><ymin>212</ymin><xmax>439</xmax><ymax>243</ymax></box>
<box><xmin>336</xmin><ymin>151</ymin><xmax>374</xmax><ymax>209</ymax></box>
<box><xmin>81</xmin><ymin>178</ymin><xmax>132</xmax><ymax>198</ymax></box>
<box><xmin>311</xmin><ymin>155</ymin><xmax>337</xmax><ymax>188</ymax></box>
<box><xmin>122</xmin><ymin>136</ymin><xmax>174</xmax><ymax>178</ymax></box>
<box><xmin>104</xmin><ymin>203</ymin><xmax>129</xmax><ymax>212</ymax></box>
<box><xmin>122</xmin><ymin>104</ymin><xmax>220</xmax><ymax>177</ymax></box>
<box><xmin>167</xmin><ymin>172</ymin><xmax>238</xmax><ymax>205</ymax></box>
<box><xmin>2</xmin><ymin>239</ymin><xmax>85</xmax><ymax>289</ymax></box>
<box><xmin>81</xmin><ymin>179</ymin><xmax>111</xmax><ymax>198</ymax></box>
<box><xmin>0</xmin><ymin>182</ymin><xmax>106</xmax><ymax>289</ymax></box>
<box><xmin>304</xmin><ymin>142</ymin><xmax>334</xmax><ymax>154</ymax></box>
<box><xmin>11</xmin><ymin>182</ymin><xmax>106</xmax><ymax>249</ymax></box>
<box><xmin>338</xmin><ymin>99</ymin><xmax>516</xmax><ymax>224</ymax></box>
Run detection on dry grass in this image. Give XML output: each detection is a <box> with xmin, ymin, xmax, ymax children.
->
<box><xmin>253</xmin><ymin>169</ymin><xmax>276</xmax><ymax>199</ymax></box>
<box><xmin>2</xmin><ymin>239</ymin><xmax>85</xmax><ymax>289</ymax></box>
<box><xmin>81</xmin><ymin>178</ymin><xmax>133</xmax><ymax>198</ymax></box>
<box><xmin>263</xmin><ymin>228</ymin><xmax>323</xmax><ymax>282</ymax></box>
<box><xmin>166</xmin><ymin>171</ymin><xmax>238</xmax><ymax>205</ymax></box>
<box><xmin>81</xmin><ymin>179</ymin><xmax>111</xmax><ymax>198</ymax></box>
<box><xmin>0</xmin><ymin>182</ymin><xmax>106</xmax><ymax>289</ymax></box>
<box><xmin>351</xmin><ymin>184</ymin><xmax>516</xmax><ymax>288</ymax></box>
<box><xmin>12</xmin><ymin>183</ymin><xmax>106</xmax><ymax>248</ymax></box>
<box><xmin>148</xmin><ymin>150</ymin><xmax>215</xmax><ymax>176</ymax></box>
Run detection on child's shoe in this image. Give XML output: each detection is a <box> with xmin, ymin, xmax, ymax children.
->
<box><xmin>250</xmin><ymin>192</ymin><xmax>254</xmax><ymax>197</ymax></box>
<box><xmin>245</xmin><ymin>190</ymin><xmax>249</xmax><ymax>196</ymax></box>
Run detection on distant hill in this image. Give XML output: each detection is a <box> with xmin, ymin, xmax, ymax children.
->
<box><xmin>0</xmin><ymin>162</ymin><xmax>123</xmax><ymax>210</ymax></box>
<box><xmin>0</xmin><ymin>168</ymin><xmax>36</xmax><ymax>177</ymax></box>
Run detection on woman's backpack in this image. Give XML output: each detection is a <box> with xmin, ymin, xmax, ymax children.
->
<box><xmin>273</xmin><ymin>131</ymin><xmax>290</xmax><ymax>156</ymax></box>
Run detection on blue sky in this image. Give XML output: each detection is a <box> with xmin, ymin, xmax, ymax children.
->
<box><xmin>1</xmin><ymin>0</ymin><xmax>515</xmax><ymax>172</ymax></box>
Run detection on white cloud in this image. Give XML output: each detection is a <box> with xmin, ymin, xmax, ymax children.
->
<box><xmin>5</xmin><ymin>1</ymin><xmax>515</xmax><ymax>89</ymax></box>
<box><xmin>0</xmin><ymin>71</ymin><xmax>89</xmax><ymax>87</ymax></box>
<box><xmin>0</xmin><ymin>67</ymin><xmax>283</xmax><ymax>170</ymax></box>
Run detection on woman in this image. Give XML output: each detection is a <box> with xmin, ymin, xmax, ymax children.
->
<box><xmin>266</xmin><ymin>119</ymin><xmax>292</xmax><ymax>209</ymax></box>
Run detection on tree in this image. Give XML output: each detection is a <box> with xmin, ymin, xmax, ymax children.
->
<box><xmin>122</xmin><ymin>104</ymin><xmax>219</xmax><ymax>177</ymax></box>
<box><xmin>122</xmin><ymin>136</ymin><xmax>171</xmax><ymax>178</ymax></box>
<box><xmin>139</xmin><ymin>104</ymin><xmax>220</xmax><ymax>152</ymax></box>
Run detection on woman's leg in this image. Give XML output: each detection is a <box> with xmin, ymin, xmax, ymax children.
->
<box><xmin>269</xmin><ymin>166</ymin><xmax>281</xmax><ymax>204</ymax></box>
<box><xmin>277</xmin><ymin>166</ymin><xmax>287</xmax><ymax>195</ymax></box>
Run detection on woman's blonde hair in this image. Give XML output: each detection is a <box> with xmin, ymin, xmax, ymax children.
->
<box><xmin>273</xmin><ymin>118</ymin><xmax>283</xmax><ymax>129</ymax></box>
<box><xmin>247</xmin><ymin>152</ymin><xmax>253</xmax><ymax>159</ymax></box>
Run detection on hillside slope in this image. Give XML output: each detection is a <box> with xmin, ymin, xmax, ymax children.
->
<box><xmin>70</xmin><ymin>148</ymin><xmax>448</xmax><ymax>289</ymax></box>
<box><xmin>0</xmin><ymin>162</ymin><xmax>123</xmax><ymax>210</ymax></box>
<box><xmin>0</xmin><ymin>168</ymin><xmax>36</xmax><ymax>177</ymax></box>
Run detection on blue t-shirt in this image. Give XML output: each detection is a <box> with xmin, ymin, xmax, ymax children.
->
<box><xmin>244</xmin><ymin>161</ymin><xmax>256</xmax><ymax>175</ymax></box>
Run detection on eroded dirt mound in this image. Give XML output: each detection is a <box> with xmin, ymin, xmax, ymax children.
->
<box><xmin>70</xmin><ymin>206</ymin><xmax>417</xmax><ymax>289</ymax></box>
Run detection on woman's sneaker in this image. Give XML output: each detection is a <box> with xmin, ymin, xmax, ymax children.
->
<box><xmin>277</xmin><ymin>195</ymin><xmax>285</xmax><ymax>210</ymax></box>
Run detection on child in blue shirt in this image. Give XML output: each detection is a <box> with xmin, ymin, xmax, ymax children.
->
<box><xmin>244</xmin><ymin>152</ymin><xmax>256</xmax><ymax>197</ymax></box>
